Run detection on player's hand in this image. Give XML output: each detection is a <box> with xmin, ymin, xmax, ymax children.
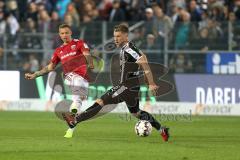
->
<box><xmin>25</xmin><ymin>73</ymin><xmax>36</xmax><ymax>80</ymax></box>
<box><xmin>149</xmin><ymin>83</ymin><xmax>159</xmax><ymax>96</ymax></box>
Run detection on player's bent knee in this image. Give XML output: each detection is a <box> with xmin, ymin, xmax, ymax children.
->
<box><xmin>96</xmin><ymin>99</ymin><xmax>104</xmax><ymax>106</ymax></box>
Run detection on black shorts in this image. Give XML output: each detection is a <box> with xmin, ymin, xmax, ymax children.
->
<box><xmin>100</xmin><ymin>83</ymin><xmax>140</xmax><ymax>113</ymax></box>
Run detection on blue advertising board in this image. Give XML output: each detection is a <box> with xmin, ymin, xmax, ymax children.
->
<box><xmin>206</xmin><ymin>52</ymin><xmax>240</xmax><ymax>74</ymax></box>
<box><xmin>174</xmin><ymin>74</ymin><xmax>240</xmax><ymax>104</ymax></box>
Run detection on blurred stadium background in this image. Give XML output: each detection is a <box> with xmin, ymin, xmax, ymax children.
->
<box><xmin>0</xmin><ymin>0</ymin><xmax>240</xmax><ymax>160</ymax></box>
<box><xmin>0</xmin><ymin>0</ymin><xmax>239</xmax><ymax>114</ymax></box>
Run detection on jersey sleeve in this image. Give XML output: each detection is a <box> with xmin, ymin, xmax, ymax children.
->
<box><xmin>126</xmin><ymin>47</ymin><xmax>143</xmax><ymax>62</ymax></box>
<box><xmin>78</xmin><ymin>40</ymin><xmax>90</xmax><ymax>53</ymax></box>
<box><xmin>50</xmin><ymin>49</ymin><xmax>60</xmax><ymax>65</ymax></box>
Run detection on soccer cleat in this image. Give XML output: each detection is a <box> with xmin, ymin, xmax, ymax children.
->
<box><xmin>160</xmin><ymin>127</ymin><xmax>169</xmax><ymax>142</ymax></box>
<box><xmin>62</xmin><ymin>113</ymin><xmax>77</xmax><ymax>128</ymax></box>
<box><xmin>64</xmin><ymin>128</ymin><xmax>74</xmax><ymax>138</ymax></box>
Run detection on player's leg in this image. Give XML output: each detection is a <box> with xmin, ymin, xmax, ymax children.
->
<box><xmin>129</xmin><ymin>105</ymin><xmax>169</xmax><ymax>141</ymax></box>
<box><xmin>137</xmin><ymin>109</ymin><xmax>169</xmax><ymax>141</ymax></box>
<box><xmin>125</xmin><ymin>98</ymin><xmax>162</xmax><ymax>130</ymax></box>
<box><xmin>63</xmin><ymin>85</ymin><xmax>124</xmax><ymax>128</ymax></box>
<box><xmin>75</xmin><ymin>85</ymin><xmax>124</xmax><ymax>123</ymax></box>
<box><xmin>63</xmin><ymin>73</ymin><xmax>88</xmax><ymax>138</ymax></box>
<box><xmin>75</xmin><ymin>98</ymin><xmax>104</xmax><ymax>122</ymax></box>
<box><xmin>69</xmin><ymin>73</ymin><xmax>89</xmax><ymax>114</ymax></box>
<box><xmin>124</xmin><ymin>88</ymin><xmax>169</xmax><ymax>141</ymax></box>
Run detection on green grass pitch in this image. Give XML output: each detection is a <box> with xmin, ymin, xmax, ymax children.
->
<box><xmin>0</xmin><ymin>111</ymin><xmax>240</xmax><ymax>160</ymax></box>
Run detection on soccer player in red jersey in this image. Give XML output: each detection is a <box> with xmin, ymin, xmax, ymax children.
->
<box><xmin>25</xmin><ymin>24</ymin><xmax>94</xmax><ymax>138</ymax></box>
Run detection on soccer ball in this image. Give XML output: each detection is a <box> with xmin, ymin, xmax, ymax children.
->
<box><xmin>135</xmin><ymin>120</ymin><xmax>152</xmax><ymax>137</ymax></box>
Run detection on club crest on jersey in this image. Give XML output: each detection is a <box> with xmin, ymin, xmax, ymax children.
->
<box><xmin>71</xmin><ymin>45</ymin><xmax>76</xmax><ymax>50</ymax></box>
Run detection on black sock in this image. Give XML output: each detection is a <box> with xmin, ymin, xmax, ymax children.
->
<box><xmin>139</xmin><ymin>110</ymin><xmax>161</xmax><ymax>130</ymax></box>
<box><xmin>76</xmin><ymin>103</ymin><xmax>103</xmax><ymax>123</ymax></box>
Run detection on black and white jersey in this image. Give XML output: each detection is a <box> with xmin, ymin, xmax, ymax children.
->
<box><xmin>119</xmin><ymin>42</ymin><xmax>143</xmax><ymax>83</ymax></box>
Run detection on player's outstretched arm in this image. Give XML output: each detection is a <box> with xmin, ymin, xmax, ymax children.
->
<box><xmin>25</xmin><ymin>62</ymin><xmax>56</xmax><ymax>80</ymax></box>
<box><xmin>83</xmin><ymin>51</ymin><xmax>94</xmax><ymax>69</ymax></box>
<box><xmin>136</xmin><ymin>54</ymin><xmax>159</xmax><ymax>96</ymax></box>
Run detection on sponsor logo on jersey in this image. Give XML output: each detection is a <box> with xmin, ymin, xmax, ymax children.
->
<box><xmin>126</xmin><ymin>48</ymin><xmax>139</xmax><ymax>59</ymax></box>
<box><xmin>60</xmin><ymin>51</ymin><xmax>77</xmax><ymax>59</ymax></box>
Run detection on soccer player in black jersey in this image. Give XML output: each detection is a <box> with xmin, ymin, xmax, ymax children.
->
<box><xmin>62</xmin><ymin>24</ymin><xmax>169</xmax><ymax>141</ymax></box>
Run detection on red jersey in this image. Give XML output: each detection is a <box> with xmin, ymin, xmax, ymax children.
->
<box><xmin>51</xmin><ymin>39</ymin><xmax>90</xmax><ymax>81</ymax></box>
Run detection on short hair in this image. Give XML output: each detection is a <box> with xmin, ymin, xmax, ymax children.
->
<box><xmin>114</xmin><ymin>24</ymin><xmax>129</xmax><ymax>33</ymax></box>
<box><xmin>59</xmin><ymin>24</ymin><xmax>71</xmax><ymax>30</ymax></box>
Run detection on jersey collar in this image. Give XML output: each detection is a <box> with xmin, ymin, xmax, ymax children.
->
<box><xmin>121</xmin><ymin>42</ymin><xmax>128</xmax><ymax>51</ymax></box>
